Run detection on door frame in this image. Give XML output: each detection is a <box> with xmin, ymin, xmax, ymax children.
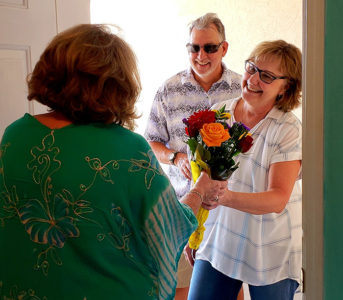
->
<box><xmin>302</xmin><ymin>0</ymin><xmax>324</xmax><ymax>299</ymax></box>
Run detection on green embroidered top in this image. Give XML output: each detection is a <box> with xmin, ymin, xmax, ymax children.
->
<box><xmin>0</xmin><ymin>114</ymin><xmax>197</xmax><ymax>300</ymax></box>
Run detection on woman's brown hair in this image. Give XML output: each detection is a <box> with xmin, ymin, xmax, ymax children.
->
<box><xmin>27</xmin><ymin>24</ymin><xmax>141</xmax><ymax>130</ymax></box>
<box><xmin>247</xmin><ymin>40</ymin><xmax>302</xmax><ymax>112</ymax></box>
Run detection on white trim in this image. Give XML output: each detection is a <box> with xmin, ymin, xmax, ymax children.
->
<box><xmin>0</xmin><ymin>44</ymin><xmax>33</xmax><ymax>114</ymax></box>
<box><xmin>0</xmin><ymin>0</ymin><xmax>27</xmax><ymax>9</ymax></box>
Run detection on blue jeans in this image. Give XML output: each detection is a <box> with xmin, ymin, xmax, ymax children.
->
<box><xmin>188</xmin><ymin>259</ymin><xmax>299</xmax><ymax>300</ymax></box>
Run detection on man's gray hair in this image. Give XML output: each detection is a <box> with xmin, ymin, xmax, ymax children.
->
<box><xmin>188</xmin><ymin>13</ymin><xmax>226</xmax><ymax>41</ymax></box>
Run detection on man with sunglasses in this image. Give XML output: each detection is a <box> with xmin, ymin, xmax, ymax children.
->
<box><xmin>144</xmin><ymin>12</ymin><xmax>241</xmax><ymax>300</ymax></box>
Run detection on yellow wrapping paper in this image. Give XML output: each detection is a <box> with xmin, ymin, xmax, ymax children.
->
<box><xmin>188</xmin><ymin>160</ymin><xmax>210</xmax><ymax>250</ymax></box>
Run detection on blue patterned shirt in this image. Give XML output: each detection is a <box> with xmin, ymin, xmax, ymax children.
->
<box><xmin>144</xmin><ymin>64</ymin><xmax>242</xmax><ymax>199</ymax></box>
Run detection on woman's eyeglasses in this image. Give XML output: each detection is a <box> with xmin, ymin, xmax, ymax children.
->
<box><xmin>186</xmin><ymin>41</ymin><xmax>224</xmax><ymax>54</ymax></box>
<box><xmin>245</xmin><ymin>60</ymin><xmax>287</xmax><ymax>84</ymax></box>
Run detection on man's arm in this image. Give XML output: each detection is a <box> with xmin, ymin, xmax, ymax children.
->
<box><xmin>149</xmin><ymin>141</ymin><xmax>192</xmax><ymax>180</ymax></box>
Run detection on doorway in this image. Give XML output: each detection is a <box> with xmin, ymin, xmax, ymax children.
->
<box><xmin>91</xmin><ymin>1</ymin><xmax>324</xmax><ymax>299</ymax></box>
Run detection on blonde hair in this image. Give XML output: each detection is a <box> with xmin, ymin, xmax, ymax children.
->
<box><xmin>247</xmin><ymin>40</ymin><xmax>302</xmax><ymax>112</ymax></box>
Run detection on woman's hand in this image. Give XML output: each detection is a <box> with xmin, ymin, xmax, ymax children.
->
<box><xmin>180</xmin><ymin>171</ymin><xmax>227</xmax><ymax>215</ymax></box>
<box><xmin>184</xmin><ymin>243</ymin><xmax>196</xmax><ymax>267</ymax></box>
<box><xmin>193</xmin><ymin>171</ymin><xmax>227</xmax><ymax>210</ymax></box>
<box><xmin>174</xmin><ymin>152</ymin><xmax>192</xmax><ymax>180</ymax></box>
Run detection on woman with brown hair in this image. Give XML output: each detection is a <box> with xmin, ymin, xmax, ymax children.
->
<box><xmin>0</xmin><ymin>24</ymin><xmax>226</xmax><ymax>300</ymax></box>
<box><xmin>188</xmin><ymin>40</ymin><xmax>302</xmax><ymax>300</ymax></box>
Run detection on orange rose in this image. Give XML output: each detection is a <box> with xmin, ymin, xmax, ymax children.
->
<box><xmin>200</xmin><ymin>123</ymin><xmax>230</xmax><ymax>147</ymax></box>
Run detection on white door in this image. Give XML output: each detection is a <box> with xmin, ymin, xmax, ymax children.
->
<box><xmin>0</xmin><ymin>0</ymin><xmax>90</xmax><ymax>138</ymax></box>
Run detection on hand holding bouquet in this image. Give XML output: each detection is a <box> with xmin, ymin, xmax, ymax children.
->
<box><xmin>183</xmin><ymin>105</ymin><xmax>253</xmax><ymax>250</ymax></box>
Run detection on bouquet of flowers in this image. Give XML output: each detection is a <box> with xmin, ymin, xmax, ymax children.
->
<box><xmin>183</xmin><ymin>105</ymin><xmax>253</xmax><ymax>250</ymax></box>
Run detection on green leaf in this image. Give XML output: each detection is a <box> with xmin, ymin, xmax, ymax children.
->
<box><xmin>233</xmin><ymin>150</ymin><xmax>242</xmax><ymax>157</ymax></box>
<box><xmin>215</xmin><ymin>105</ymin><xmax>228</xmax><ymax>119</ymax></box>
<box><xmin>203</xmin><ymin>148</ymin><xmax>211</xmax><ymax>162</ymax></box>
<box><xmin>194</xmin><ymin>144</ymin><xmax>203</xmax><ymax>161</ymax></box>
<box><xmin>218</xmin><ymin>104</ymin><xmax>226</xmax><ymax>114</ymax></box>
<box><xmin>187</xmin><ymin>138</ymin><xmax>198</xmax><ymax>155</ymax></box>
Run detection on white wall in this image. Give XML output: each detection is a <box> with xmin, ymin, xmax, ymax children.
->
<box><xmin>56</xmin><ymin>0</ymin><xmax>90</xmax><ymax>32</ymax></box>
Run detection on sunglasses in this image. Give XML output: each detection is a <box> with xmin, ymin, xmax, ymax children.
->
<box><xmin>245</xmin><ymin>60</ymin><xmax>287</xmax><ymax>84</ymax></box>
<box><xmin>186</xmin><ymin>41</ymin><xmax>224</xmax><ymax>54</ymax></box>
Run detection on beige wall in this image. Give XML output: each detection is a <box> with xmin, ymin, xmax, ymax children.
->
<box><xmin>174</xmin><ymin>0</ymin><xmax>302</xmax><ymax>74</ymax></box>
<box><xmin>91</xmin><ymin>0</ymin><xmax>303</xmax><ymax>133</ymax></box>
<box><xmin>173</xmin><ymin>0</ymin><xmax>303</xmax><ymax>121</ymax></box>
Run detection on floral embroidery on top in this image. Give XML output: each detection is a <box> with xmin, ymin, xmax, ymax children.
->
<box><xmin>110</xmin><ymin>205</ymin><xmax>132</xmax><ymax>251</ymax></box>
<box><xmin>82</xmin><ymin>149</ymin><xmax>163</xmax><ymax>191</ymax></box>
<box><xmin>19</xmin><ymin>131</ymin><xmax>78</xmax><ymax>249</ymax></box>
<box><xmin>0</xmin><ymin>281</ymin><xmax>47</xmax><ymax>300</ymax></box>
<box><xmin>0</xmin><ymin>131</ymin><xmax>164</xmax><ymax>281</ymax></box>
<box><xmin>97</xmin><ymin>205</ymin><xmax>133</xmax><ymax>254</ymax></box>
<box><xmin>18</xmin><ymin>195</ymin><xmax>79</xmax><ymax>248</ymax></box>
<box><xmin>126</xmin><ymin>150</ymin><xmax>164</xmax><ymax>190</ymax></box>
<box><xmin>0</xmin><ymin>143</ymin><xmax>18</xmax><ymax>227</ymax></box>
<box><xmin>11</xmin><ymin>131</ymin><xmax>80</xmax><ymax>275</ymax></box>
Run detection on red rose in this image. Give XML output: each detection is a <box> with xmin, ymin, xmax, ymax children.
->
<box><xmin>238</xmin><ymin>135</ymin><xmax>253</xmax><ymax>153</ymax></box>
<box><xmin>185</xmin><ymin>127</ymin><xmax>190</xmax><ymax>136</ymax></box>
<box><xmin>186</xmin><ymin>110</ymin><xmax>216</xmax><ymax>137</ymax></box>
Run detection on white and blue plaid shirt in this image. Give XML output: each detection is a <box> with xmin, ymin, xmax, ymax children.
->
<box><xmin>144</xmin><ymin>64</ymin><xmax>242</xmax><ymax>199</ymax></box>
<box><xmin>197</xmin><ymin>97</ymin><xmax>302</xmax><ymax>286</ymax></box>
